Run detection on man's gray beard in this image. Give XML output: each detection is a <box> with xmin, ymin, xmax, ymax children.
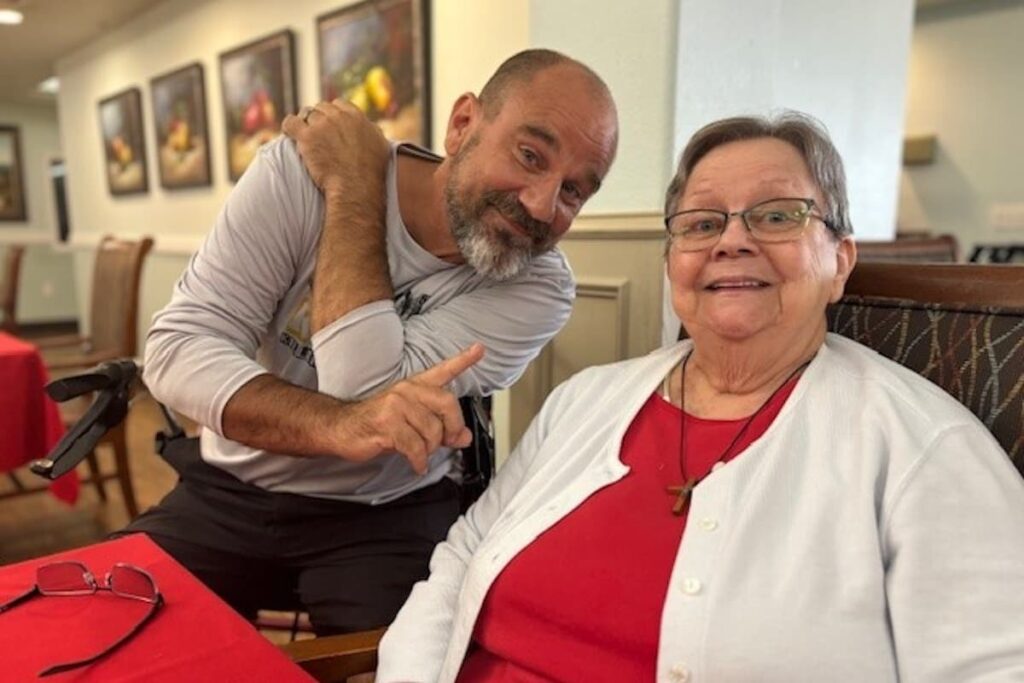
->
<box><xmin>450</xmin><ymin>217</ymin><xmax>533</xmax><ymax>281</ymax></box>
<box><xmin>444</xmin><ymin>134</ymin><xmax>542</xmax><ymax>281</ymax></box>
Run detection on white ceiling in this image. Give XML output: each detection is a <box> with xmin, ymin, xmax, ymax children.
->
<box><xmin>0</xmin><ymin>0</ymin><xmax>167</xmax><ymax>106</ymax></box>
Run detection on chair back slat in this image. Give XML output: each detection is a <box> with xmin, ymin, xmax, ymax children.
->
<box><xmin>87</xmin><ymin>236</ymin><xmax>154</xmax><ymax>356</ymax></box>
<box><xmin>855</xmin><ymin>235</ymin><xmax>958</xmax><ymax>263</ymax></box>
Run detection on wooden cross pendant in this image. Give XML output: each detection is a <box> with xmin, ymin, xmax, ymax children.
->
<box><xmin>667</xmin><ymin>478</ymin><xmax>697</xmax><ymax>516</ymax></box>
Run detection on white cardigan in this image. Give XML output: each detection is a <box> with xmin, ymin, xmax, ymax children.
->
<box><xmin>378</xmin><ymin>335</ymin><xmax>1024</xmax><ymax>682</ymax></box>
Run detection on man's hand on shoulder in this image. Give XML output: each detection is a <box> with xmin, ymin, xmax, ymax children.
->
<box><xmin>282</xmin><ymin>99</ymin><xmax>390</xmax><ymax>197</ymax></box>
<box><xmin>282</xmin><ymin>100</ymin><xmax>392</xmax><ymax>333</ymax></box>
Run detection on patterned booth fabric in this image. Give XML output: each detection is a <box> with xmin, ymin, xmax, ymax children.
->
<box><xmin>828</xmin><ymin>295</ymin><xmax>1024</xmax><ymax>474</ymax></box>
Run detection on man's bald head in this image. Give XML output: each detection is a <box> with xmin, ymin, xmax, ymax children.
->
<box><xmin>477</xmin><ymin>49</ymin><xmax>615</xmax><ymax>122</ymax></box>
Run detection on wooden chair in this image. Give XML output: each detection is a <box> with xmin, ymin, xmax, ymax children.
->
<box><xmin>38</xmin><ymin>235</ymin><xmax>154</xmax><ymax>518</ymax></box>
<box><xmin>282</xmin><ymin>628</ymin><xmax>385</xmax><ymax>681</ymax></box>
<box><xmin>1</xmin><ymin>244</ymin><xmax>25</xmax><ymax>334</ymax></box>
<box><xmin>280</xmin><ymin>262</ymin><xmax>1024</xmax><ymax>683</ymax></box>
<box><xmin>854</xmin><ymin>234</ymin><xmax>958</xmax><ymax>263</ymax></box>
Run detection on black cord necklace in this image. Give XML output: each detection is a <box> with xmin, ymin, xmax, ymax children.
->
<box><xmin>667</xmin><ymin>351</ymin><xmax>812</xmax><ymax>516</ymax></box>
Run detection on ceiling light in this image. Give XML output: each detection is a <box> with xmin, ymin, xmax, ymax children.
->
<box><xmin>0</xmin><ymin>9</ymin><xmax>23</xmax><ymax>24</ymax></box>
<box><xmin>38</xmin><ymin>76</ymin><xmax>59</xmax><ymax>94</ymax></box>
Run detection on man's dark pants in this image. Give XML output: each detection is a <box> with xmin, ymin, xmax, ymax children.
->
<box><xmin>114</xmin><ymin>438</ymin><xmax>460</xmax><ymax>635</ymax></box>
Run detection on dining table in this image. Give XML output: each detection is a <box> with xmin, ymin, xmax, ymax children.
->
<box><xmin>0</xmin><ymin>330</ymin><xmax>78</xmax><ymax>504</ymax></box>
<box><xmin>0</xmin><ymin>533</ymin><xmax>316</xmax><ymax>681</ymax></box>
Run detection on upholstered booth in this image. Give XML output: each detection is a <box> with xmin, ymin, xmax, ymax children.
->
<box><xmin>830</xmin><ymin>261</ymin><xmax>1023</xmax><ymax>472</ymax></box>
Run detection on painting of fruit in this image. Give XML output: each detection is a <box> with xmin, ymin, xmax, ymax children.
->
<box><xmin>98</xmin><ymin>87</ymin><xmax>149</xmax><ymax>196</ymax></box>
<box><xmin>219</xmin><ymin>30</ymin><xmax>297</xmax><ymax>182</ymax></box>
<box><xmin>151</xmin><ymin>62</ymin><xmax>211</xmax><ymax>189</ymax></box>
<box><xmin>317</xmin><ymin>0</ymin><xmax>429</xmax><ymax>146</ymax></box>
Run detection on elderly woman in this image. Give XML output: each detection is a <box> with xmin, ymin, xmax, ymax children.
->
<box><xmin>376</xmin><ymin>113</ymin><xmax>1024</xmax><ymax>682</ymax></box>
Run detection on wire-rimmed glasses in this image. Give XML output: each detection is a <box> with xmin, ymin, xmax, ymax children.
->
<box><xmin>665</xmin><ymin>197</ymin><xmax>835</xmax><ymax>252</ymax></box>
<box><xmin>0</xmin><ymin>560</ymin><xmax>163</xmax><ymax>677</ymax></box>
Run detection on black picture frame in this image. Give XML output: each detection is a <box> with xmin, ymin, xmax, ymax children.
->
<box><xmin>150</xmin><ymin>62</ymin><xmax>212</xmax><ymax>189</ymax></box>
<box><xmin>0</xmin><ymin>125</ymin><xmax>27</xmax><ymax>221</ymax></box>
<box><xmin>219</xmin><ymin>30</ymin><xmax>298</xmax><ymax>182</ymax></box>
<box><xmin>316</xmin><ymin>0</ymin><xmax>431</xmax><ymax>147</ymax></box>
<box><xmin>98</xmin><ymin>87</ymin><xmax>150</xmax><ymax>196</ymax></box>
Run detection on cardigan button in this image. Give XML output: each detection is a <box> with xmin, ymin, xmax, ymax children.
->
<box><xmin>682</xmin><ymin>578</ymin><xmax>703</xmax><ymax>595</ymax></box>
<box><xmin>699</xmin><ymin>518</ymin><xmax>718</xmax><ymax>532</ymax></box>
<box><xmin>669</xmin><ymin>664</ymin><xmax>690</xmax><ymax>681</ymax></box>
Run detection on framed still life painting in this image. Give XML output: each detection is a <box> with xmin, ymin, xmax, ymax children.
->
<box><xmin>98</xmin><ymin>88</ymin><xmax>150</xmax><ymax>196</ymax></box>
<box><xmin>0</xmin><ymin>126</ymin><xmax>26</xmax><ymax>221</ymax></box>
<box><xmin>219</xmin><ymin>30</ymin><xmax>298</xmax><ymax>182</ymax></box>
<box><xmin>150</xmin><ymin>63</ymin><xmax>212</xmax><ymax>189</ymax></box>
<box><xmin>317</xmin><ymin>0</ymin><xmax>430</xmax><ymax>146</ymax></box>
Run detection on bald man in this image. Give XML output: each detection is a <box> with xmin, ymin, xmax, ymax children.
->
<box><xmin>124</xmin><ymin>49</ymin><xmax>619</xmax><ymax>635</ymax></box>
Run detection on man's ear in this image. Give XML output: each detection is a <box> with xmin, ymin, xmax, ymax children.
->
<box><xmin>829</xmin><ymin>237</ymin><xmax>857</xmax><ymax>304</ymax></box>
<box><xmin>444</xmin><ymin>93</ymin><xmax>482</xmax><ymax>156</ymax></box>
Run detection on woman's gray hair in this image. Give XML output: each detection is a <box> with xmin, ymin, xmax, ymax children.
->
<box><xmin>664</xmin><ymin>111</ymin><xmax>853</xmax><ymax>237</ymax></box>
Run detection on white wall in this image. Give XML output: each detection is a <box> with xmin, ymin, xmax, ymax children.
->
<box><xmin>431</xmin><ymin>1</ymin><xmax>530</xmax><ymax>146</ymax></box>
<box><xmin>0</xmin><ymin>101</ymin><xmax>77</xmax><ymax>323</ymax></box>
<box><xmin>673</xmin><ymin>0</ymin><xmax>915</xmax><ymax>240</ymax></box>
<box><xmin>901</xmin><ymin>0</ymin><xmax>1024</xmax><ymax>251</ymax></box>
<box><xmin>530</xmin><ymin>0</ymin><xmax>678</xmax><ymax>214</ymax></box>
<box><xmin>55</xmin><ymin>0</ymin><xmax>529</xmax><ymax>341</ymax></box>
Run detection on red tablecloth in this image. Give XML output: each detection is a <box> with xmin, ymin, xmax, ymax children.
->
<box><xmin>0</xmin><ymin>534</ymin><xmax>316</xmax><ymax>682</ymax></box>
<box><xmin>0</xmin><ymin>331</ymin><xmax>78</xmax><ymax>504</ymax></box>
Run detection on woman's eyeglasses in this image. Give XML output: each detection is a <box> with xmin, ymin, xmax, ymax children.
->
<box><xmin>665</xmin><ymin>197</ymin><xmax>835</xmax><ymax>252</ymax></box>
<box><xmin>0</xmin><ymin>560</ymin><xmax>163</xmax><ymax>677</ymax></box>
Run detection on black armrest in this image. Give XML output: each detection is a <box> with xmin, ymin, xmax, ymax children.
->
<box><xmin>30</xmin><ymin>359</ymin><xmax>138</xmax><ymax>479</ymax></box>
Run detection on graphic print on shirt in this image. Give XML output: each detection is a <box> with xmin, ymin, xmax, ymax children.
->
<box><xmin>394</xmin><ymin>288</ymin><xmax>429</xmax><ymax>321</ymax></box>
<box><xmin>279</xmin><ymin>289</ymin><xmax>316</xmax><ymax>368</ymax></box>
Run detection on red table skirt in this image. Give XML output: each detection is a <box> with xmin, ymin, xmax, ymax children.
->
<box><xmin>0</xmin><ymin>534</ymin><xmax>315</xmax><ymax>681</ymax></box>
<box><xmin>0</xmin><ymin>331</ymin><xmax>78</xmax><ymax>504</ymax></box>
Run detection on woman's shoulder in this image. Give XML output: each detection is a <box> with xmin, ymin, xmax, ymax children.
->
<box><xmin>558</xmin><ymin>343</ymin><xmax>685</xmax><ymax>392</ymax></box>
<box><xmin>538</xmin><ymin>343</ymin><xmax>686</xmax><ymax>419</ymax></box>
<box><xmin>820</xmin><ymin>333</ymin><xmax>982</xmax><ymax>428</ymax></box>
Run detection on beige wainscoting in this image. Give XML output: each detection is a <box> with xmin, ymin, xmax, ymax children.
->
<box><xmin>505</xmin><ymin>213</ymin><xmax>667</xmax><ymax>450</ymax></box>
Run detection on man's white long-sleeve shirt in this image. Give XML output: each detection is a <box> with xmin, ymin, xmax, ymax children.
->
<box><xmin>144</xmin><ymin>138</ymin><xmax>574</xmax><ymax>502</ymax></box>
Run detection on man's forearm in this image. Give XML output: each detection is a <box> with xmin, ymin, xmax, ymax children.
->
<box><xmin>221</xmin><ymin>374</ymin><xmax>353</xmax><ymax>458</ymax></box>
<box><xmin>311</xmin><ymin>186</ymin><xmax>392</xmax><ymax>333</ymax></box>
<box><xmin>218</xmin><ymin>343</ymin><xmax>484</xmax><ymax>472</ymax></box>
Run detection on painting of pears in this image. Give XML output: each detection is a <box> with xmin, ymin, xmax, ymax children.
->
<box><xmin>317</xmin><ymin>0</ymin><xmax>428</xmax><ymax>146</ymax></box>
<box><xmin>151</xmin><ymin>63</ymin><xmax>211</xmax><ymax>189</ymax></box>
<box><xmin>98</xmin><ymin>87</ymin><xmax>149</xmax><ymax>195</ymax></box>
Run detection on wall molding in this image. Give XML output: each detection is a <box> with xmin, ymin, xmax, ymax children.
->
<box><xmin>514</xmin><ymin>274</ymin><xmax>632</xmax><ymax>445</ymax></box>
<box><xmin>575</xmin><ymin>277</ymin><xmax>631</xmax><ymax>362</ymax></box>
<box><xmin>0</xmin><ymin>232</ymin><xmax>58</xmax><ymax>246</ymax></box>
<box><xmin>566</xmin><ymin>211</ymin><xmax>664</xmax><ymax>240</ymax></box>
<box><xmin>66</xmin><ymin>232</ymin><xmax>202</xmax><ymax>256</ymax></box>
